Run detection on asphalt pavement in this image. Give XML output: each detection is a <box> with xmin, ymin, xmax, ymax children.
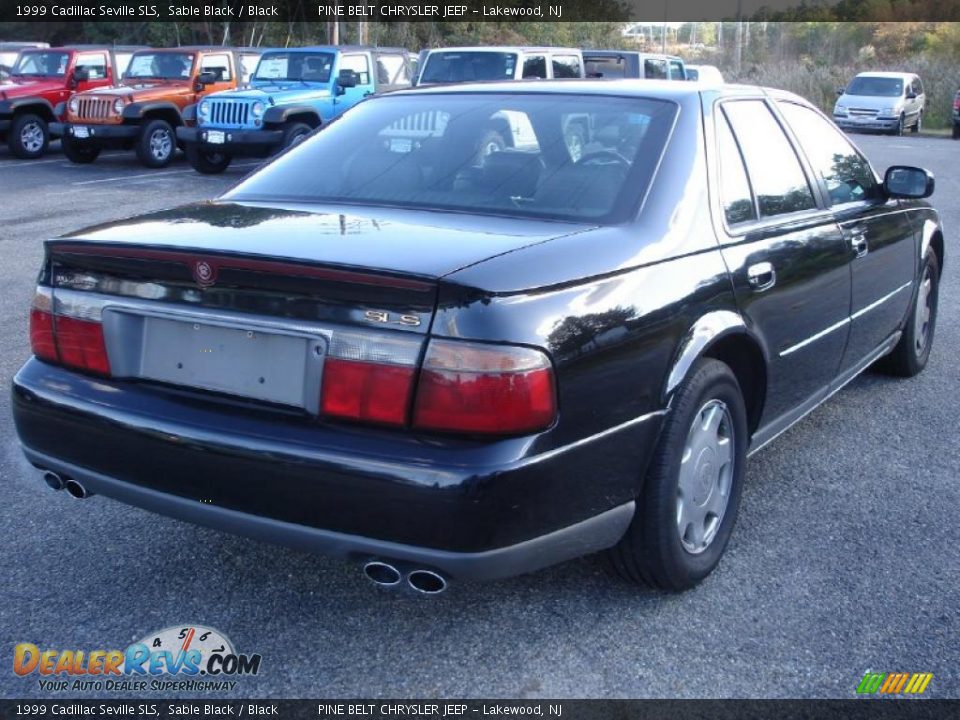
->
<box><xmin>0</xmin><ymin>134</ymin><xmax>956</xmax><ymax>699</ymax></box>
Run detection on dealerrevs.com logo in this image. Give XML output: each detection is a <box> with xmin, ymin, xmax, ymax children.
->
<box><xmin>13</xmin><ymin>625</ymin><xmax>262</xmax><ymax>693</ymax></box>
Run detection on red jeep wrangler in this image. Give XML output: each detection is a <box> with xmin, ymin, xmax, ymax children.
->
<box><xmin>52</xmin><ymin>47</ymin><xmax>261</xmax><ymax>168</ymax></box>
<box><xmin>0</xmin><ymin>46</ymin><xmax>131</xmax><ymax>159</ymax></box>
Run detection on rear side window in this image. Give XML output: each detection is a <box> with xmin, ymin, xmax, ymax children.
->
<box><xmin>585</xmin><ymin>56</ymin><xmax>626</xmax><ymax>79</ymax></box>
<box><xmin>716</xmin><ymin>111</ymin><xmax>756</xmax><ymax>225</ymax></box>
<box><xmin>644</xmin><ymin>58</ymin><xmax>667</xmax><ymax>79</ymax></box>
<box><xmin>376</xmin><ymin>54</ymin><xmax>411</xmax><ymax>87</ymax></box>
<box><xmin>722</xmin><ymin>100</ymin><xmax>816</xmax><ymax>218</ymax></box>
<box><xmin>668</xmin><ymin>59</ymin><xmax>685</xmax><ymax>80</ymax></box>
<box><xmin>340</xmin><ymin>54</ymin><xmax>371</xmax><ymax>85</ymax></box>
<box><xmin>777</xmin><ymin>102</ymin><xmax>879</xmax><ymax>206</ymax></box>
<box><xmin>551</xmin><ymin>55</ymin><xmax>582</xmax><ymax>78</ymax></box>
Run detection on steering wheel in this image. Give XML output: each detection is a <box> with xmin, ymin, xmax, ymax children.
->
<box><xmin>576</xmin><ymin>149</ymin><xmax>630</xmax><ymax>168</ymax></box>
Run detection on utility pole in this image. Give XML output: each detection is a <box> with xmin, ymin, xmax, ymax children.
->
<box><xmin>328</xmin><ymin>21</ymin><xmax>339</xmax><ymax>45</ymax></box>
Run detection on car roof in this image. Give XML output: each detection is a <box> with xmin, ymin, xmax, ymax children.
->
<box><xmin>397</xmin><ymin>78</ymin><xmax>809</xmax><ymax>105</ymax></box>
<box><xmin>854</xmin><ymin>71</ymin><xmax>917</xmax><ymax>79</ymax></box>
<box><xmin>139</xmin><ymin>46</ymin><xmax>263</xmax><ymax>54</ymax></box>
<box><xmin>425</xmin><ymin>46</ymin><xmax>582</xmax><ymax>54</ymax></box>
<box><xmin>260</xmin><ymin>45</ymin><xmax>409</xmax><ymax>53</ymax></box>
<box><xmin>584</xmin><ymin>50</ymin><xmax>684</xmax><ymax>60</ymax></box>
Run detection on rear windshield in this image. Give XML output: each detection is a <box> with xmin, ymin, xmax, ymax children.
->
<box><xmin>226</xmin><ymin>92</ymin><xmax>678</xmax><ymax>224</ymax></box>
<box><xmin>420</xmin><ymin>52</ymin><xmax>518</xmax><ymax>84</ymax></box>
<box><xmin>846</xmin><ymin>76</ymin><xmax>904</xmax><ymax>97</ymax></box>
<box><xmin>12</xmin><ymin>51</ymin><xmax>69</xmax><ymax>77</ymax></box>
<box><xmin>254</xmin><ymin>52</ymin><xmax>334</xmax><ymax>83</ymax></box>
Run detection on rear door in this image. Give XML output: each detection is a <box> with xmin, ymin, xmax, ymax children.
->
<box><xmin>777</xmin><ymin>100</ymin><xmax>915</xmax><ymax>375</ymax></box>
<box><xmin>711</xmin><ymin>98</ymin><xmax>852</xmax><ymax>427</ymax></box>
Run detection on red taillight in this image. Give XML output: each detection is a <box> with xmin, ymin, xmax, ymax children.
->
<box><xmin>29</xmin><ymin>308</ymin><xmax>58</xmax><ymax>362</ymax></box>
<box><xmin>56</xmin><ymin>315</ymin><xmax>111</xmax><ymax>375</ymax></box>
<box><xmin>321</xmin><ymin>359</ymin><xmax>415</xmax><ymax>426</ymax></box>
<box><xmin>955</xmin><ymin>95</ymin><xmax>960</xmax><ymax>110</ymax></box>
<box><xmin>413</xmin><ymin>340</ymin><xmax>556</xmax><ymax>435</ymax></box>
<box><xmin>29</xmin><ymin>288</ymin><xmax>111</xmax><ymax>376</ymax></box>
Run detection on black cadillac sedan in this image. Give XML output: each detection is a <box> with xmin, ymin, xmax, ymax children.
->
<box><xmin>12</xmin><ymin>81</ymin><xmax>942</xmax><ymax>593</ymax></box>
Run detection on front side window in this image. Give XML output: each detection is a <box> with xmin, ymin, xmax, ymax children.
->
<box><xmin>340</xmin><ymin>54</ymin><xmax>371</xmax><ymax>85</ymax></box>
<box><xmin>254</xmin><ymin>53</ymin><xmax>333</xmax><ymax>83</ymax></box>
<box><xmin>419</xmin><ymin>51</ymin><xmax>518</xmax><ymax>83</ymax></box>
<box><xmin>522</xmin><ymin>55</ymin><xmax>547</xmax><ymax>79</ymax></box>
<box><xmin>126</xmin><ymin>52</ymin><xmax>194</xmax><ymax>80</ymax></box>
<box><xmin>12</xmin><ymin>51</ymin><xmax>69</xmax><ymax>77</ymax></box>
<box><xmin>75</xmin><ymin>53</ymin><xmax>107</xmax><ymax>80</ymax></box>
<box><xmin>723</xmin><ymin>101</ymin><xmax>816</xmax><ymax>218</ymax></box>
<box><xmin>644</xmin><ymin>58</ymin><xmax>667</xmax><ymax>79</ymax></box>
<box><xmin>226</xmin><ymin>93</ymin><xmax>678</xmax><ymax>224</ymax></box>
<box><xmin>778</xmin><ymin>102</ymin><xmax>878</xmax><ymax>206</ymax></box>
<box><xmin>551</xmin><ymin>55</ymin><xmax>582</xmax><ymax>79</ymax></box>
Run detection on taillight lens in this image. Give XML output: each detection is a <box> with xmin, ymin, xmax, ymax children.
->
<box><xmin>413</xmin><ymin>339</ymin><xmax>556</xmax><ymax>435</ymax></box>
<box><xmin>320</xmin><ymin>331</ymin><xmax>420</xmax><ymax>427</ymax></box>
<box><xmin>28</xmin><ymin>287</ymin><xmax>111</xmax><ymax>376</ymax></box>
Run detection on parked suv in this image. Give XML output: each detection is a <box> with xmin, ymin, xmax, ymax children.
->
<box><xmin>583</xmin><ymin>51</ymin><xmax>687</xmax><ymax>80</ymax></box>
<box><xmin>178</xmin><ymin>46</ymin><xmax>414</xmax><ymax>174</ymax></box>
<box><xmin>416</xmin><ymin>46</ymin><xmax>584</xmax><ymax>85</ymax></box>
<box><xmin>51</xmin><ymin>47</ymin><xmax>263</xmax><ymax>168</ymax></box>
<box><xmin>834</xmin><ymin>71</ymin><xmax>925</xmax><ymax>135</ymax></box>
<box><xmin>0</xmin><ymin>46</ymin><xmax>128</xmax><ymax>158</ymax></box>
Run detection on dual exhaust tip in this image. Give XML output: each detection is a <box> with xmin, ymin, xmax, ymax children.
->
<box><xmin>363</xmin><ymin>560</ymin><xmax>448</xmax><ymax>595</ymax></box>
<box><xmin>42</xmin><ymin>471</ymin><xmax>91</xmax><ymax>499</ymax></box>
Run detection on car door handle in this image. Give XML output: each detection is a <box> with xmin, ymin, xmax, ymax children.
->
<box><xmin>747</xmin><ymin>262</ymin><xmax>776</xmax><ymax>292</ymax></box>
<box><xmin>848</xmin><ymin>232</ymin><xmax>869</xmax><ymax>258</ymax></box>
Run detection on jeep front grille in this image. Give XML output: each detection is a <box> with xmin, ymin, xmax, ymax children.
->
<box><xmin>207</xmin><ymin>99</ymin><xmax>250</xmax><ymax>128</ymax></box>
<box><xmin>75</xmin><ymin>97</ymin><xmax>113</xmax><ymax>121</ymax></box>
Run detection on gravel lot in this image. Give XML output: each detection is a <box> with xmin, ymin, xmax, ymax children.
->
<box><xmin>0</xmin><ymin>134</ymin><xmax>956</xmax><ymax>699</ymax></box>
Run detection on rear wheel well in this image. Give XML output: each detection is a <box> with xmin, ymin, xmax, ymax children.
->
<box><xmin>703</xmin><ymin>334</ymin><xmax>766</xmax><ymax>435</ymax></box>
<box><xmin>14</xmin><ymin>104</ymin><xmax>54</xmax><ymax>123</ymax></box>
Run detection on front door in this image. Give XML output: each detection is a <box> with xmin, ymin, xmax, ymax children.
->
<box><xmin>336</xmin><ymin>53</ymin><xmax>375</xmax><ymax>110</ymax></box>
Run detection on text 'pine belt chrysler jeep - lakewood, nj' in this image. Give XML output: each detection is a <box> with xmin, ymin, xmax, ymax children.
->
<box><xmin>0</xmin><ymin>46</ymin><xmax>141</xmax><ymax>159</ymax></box>
<box><xmin>178</xmin><ymin>46</ymin><xmax>416</xmax><ymax>174</ymax></box>
<box><xmin>50</xmin><ymin>46</ymin><xmax>262</xmax><ymax>168</ymax></box>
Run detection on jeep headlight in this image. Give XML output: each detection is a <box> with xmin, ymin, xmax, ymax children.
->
<box><xmin>251</xmin><ymin>101</ymin><xmax>265</xmax><ymax>118</ymax></box>
<box><xmin>113</xmin><ymin>98</ymin><xmax>125</xmax><ymax>114</ymax></box>
<box><xmin>199</xmin><ymin>100</ymin><xmax>210</xmax><ymax>117</ymax></box>
<box><xmin>68</xmin><ymin>97</ymin><xmax>79</xmax><ymax>114</ymax></box>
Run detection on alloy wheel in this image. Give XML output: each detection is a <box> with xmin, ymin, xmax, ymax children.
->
<box><xmin>150</xmin><ymin>128</ymin><xmax>173</xmax><ymax>161</ymax></box>
<box><xmin>914</xmin><ymin>266</ymin><xmax>933</xmax><ymax>356</ymax></box>
<box><xmin>20</xmin><ymin>121</ymin><xmax>44</xmax><ymax>154</ymax></box>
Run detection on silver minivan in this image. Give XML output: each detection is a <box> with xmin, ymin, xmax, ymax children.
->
<box><xmin>834</xmin><ymin>71</ymin><xmax>925</xmax><ymax>135</ymax></box>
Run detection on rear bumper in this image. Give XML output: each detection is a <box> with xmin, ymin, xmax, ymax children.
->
<box><xmin>50</xmin><ymin>122</ymin><xmax>139</xmax><ymax>140</ymax></box>
<box><xmin>176</xmin><ymin>126</ymin><xmax>284</xmax><ymax>155</ymax></box>
<box><xmin>12</xmin><ymin>359</ymin><xmax>662</xmax><ymax>580</ymax></box>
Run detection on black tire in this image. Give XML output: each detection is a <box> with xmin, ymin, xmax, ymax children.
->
<box><xmin>911</xmin><ymin>111</ymin><xmax>921</xmax><ymax>134</ymax></box>
<box><xmin>953</xmin><ymin>123</ymin><xmax>960</xmax><ymax>140</ymax></box>
<box><xmin>186</xmin><ymin>144</ymin><xmax>232</xmax><ymax>174</ymax></box>
<box><xmin>607</xmin><ymin>358</ymin><xmax>748</xmax><ymax>592</ymax></box>
<box><xmin>61</xmin><ymin>135</ymin><xmax>100</xmax><ymax>164</ymax></box>
<box><xmin>875</xmin><ymin>250</ymin><xmax>939</xmax><ymax>378</ymax></box>
<box><xmin>8</xmin><ymin>112</ymin><xmax>49</xmax><ymax>159</ymax></box>
<box><xmin>893</xmin><ymin>113</ymin><xmax>905</xmax><ymax>136</ymax></box>
<box><xmin>281</xmin><ymin>122</ymin><xmax>311</xmax><ymax>150</ymax></box>
<box><xmin>136</xmin><ymin>118</ymin><xmax>176</xmax><ymax>168</ymax></box>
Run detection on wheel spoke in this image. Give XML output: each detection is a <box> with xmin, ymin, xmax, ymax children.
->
<box><xmin>703</xmin><ymin>403</ymin><xmax>724</xmax><ymax>435</ymax></box>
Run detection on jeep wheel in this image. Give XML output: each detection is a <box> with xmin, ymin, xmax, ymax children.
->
<box><xmin>61</xmin><ymin>135</ymin><xmax>100</xmax><ymax>164</ymax></box>
<box><xmin>282</xmin><ymin>122</ymin><xmax>312</xmax><ymax>150</ymax></box>
<box><xmin>9</xmin><ymin>113</ymin><xmax>48</xmax><ymax>159</ymax></box>
<box><xmin>186</xmin><ymin>145</ymin><xmax>232</xmax><ymax>174</ymax></box>
<box><xmin>137</xmin><ymin>119</ymin><xmax>176</xmax><ymax>168</ymax></box>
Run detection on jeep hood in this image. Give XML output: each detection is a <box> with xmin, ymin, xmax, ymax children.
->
<box><xmin>211</xmin><ymin>85</ymin><xmax>332</xmax><ymax>105</ymax></box>
<box><xmin>0</xmin><ymin>77</ymin><xmax>63</xmax><ymax>98</ymax></box>
<box><xmin>86</xmin><ymin>82</ymin><xmax>192</xmax><ymax>103</ymax></box>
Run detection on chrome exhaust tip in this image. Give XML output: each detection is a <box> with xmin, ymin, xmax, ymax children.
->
<box><xmin>363</xmin><ymin>560</ymin><xmax>402</xmax><ymax>588</ymax></box>
<box><xmin>64</xmin><ymin>479</ymin><xmax>91</xmax><ymax>500</ymax></box>
<box><xmin>43</xmin><ymin>471</ymin><xmax>65</xmax><ymax>491</ymax></box>
<box><xmin>407</xmin><ymin>569</ymin><xmax>448</xmax><ymax>595</ymax></box>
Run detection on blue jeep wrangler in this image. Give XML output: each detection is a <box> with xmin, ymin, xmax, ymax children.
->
<box><xmin>177</xmin><ymin>45</ymin><xmax>415</xmax><ymax>174</ymax></box>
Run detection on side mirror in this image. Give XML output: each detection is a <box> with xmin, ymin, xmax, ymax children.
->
<box><xmin>337</xmin><ymin>69</ymin><xmax>358</xmax><ymax>89</ymax></box>
<box><xmin>836</xmin><ymin>87</ymin><xmax>845</xmax><ymax>96</ymax></box>
<box><xmin>884</xmin><ymin>166</ymin><xmax>934</xmax><ymax>199</ymax></box>
<box><xmin>196</xmin><ymin>70</ymin><xmax>218</xmax><ymax>87</ymax></box>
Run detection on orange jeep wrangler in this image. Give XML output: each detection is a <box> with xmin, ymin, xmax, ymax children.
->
<box><xmin>51</xmin><ymin>46</ymin><xmax>261</xmax><ymax>168</ymax></box>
